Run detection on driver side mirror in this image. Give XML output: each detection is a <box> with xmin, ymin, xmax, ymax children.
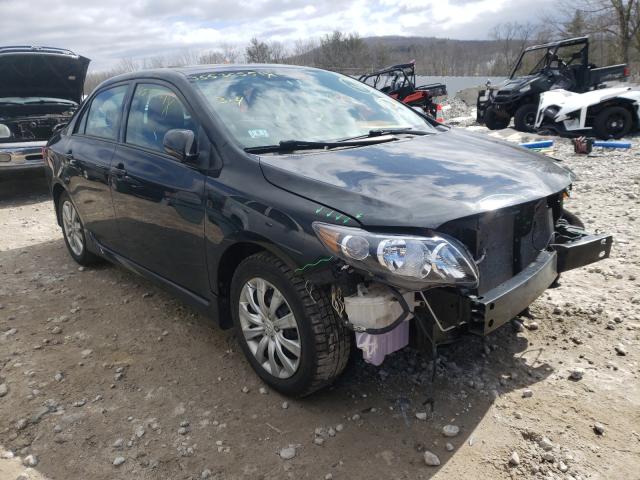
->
<box><xmin>163</xmin><ymin>129</ymin><xmax>198</xmax><ymax>163</ymax></box>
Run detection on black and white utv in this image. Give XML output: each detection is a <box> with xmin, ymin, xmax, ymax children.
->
<box><xmin>535</xmin><ymin>86</ymin><xmax>640</xmax><ymax>139</ymax></box>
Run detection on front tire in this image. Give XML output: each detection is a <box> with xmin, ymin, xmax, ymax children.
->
<box><xmin>484</xmin><ymin>107</ymin><xmax>510</xmax><ymax>130</ymax></box>
<box><xmin>230</xmin><ymin>252</ymin><xmax>350</xmax><ymax>397</ymax></box>
<box><xmin>514</xmin><ymin>103</ymin><xmax>538</xmax><ymax>132</ymax></box>
<box><xmin>58</xmin><ymin>192</ymin><xmax>99</xmax><ymax>266</ymax></box>
<box><xmin>593</xmin><ymin>106</ymin><xmax>632</xmax><ymax>139</ymax></box>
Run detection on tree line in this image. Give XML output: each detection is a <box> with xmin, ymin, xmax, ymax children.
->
<box><xmin>84</xmin><ymin>0</ymin><xmax>640</xmax><ymax>93</ymax></box>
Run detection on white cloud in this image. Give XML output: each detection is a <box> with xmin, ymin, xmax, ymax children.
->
<box><xmin>0</xmin><ymin>0</ymin><xmax>552</xmax><ymax>70</ymax></box>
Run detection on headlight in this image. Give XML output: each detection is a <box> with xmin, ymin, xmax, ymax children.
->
<box><xmin>312</xmin><ymin>222</ymin><xmax>479</xmax><ymax>290</ymax></box>
<box><xmin>0</xmin><ymin>123</ymin><xmax>11</xmax><ymax>139</ymax></box>
<box><xmin>544</xmin><ymin>106</ymin><xmax>560</xmax><ymax>119</ymax></box>
<box><xmin>519</xmin><ymin>84</ymin><xmax>531</xmax><ymax>93</ymax></box>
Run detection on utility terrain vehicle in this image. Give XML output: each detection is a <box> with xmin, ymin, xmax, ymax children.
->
<box><xmin>359</xmin><ymin>61</ymin><xmax>447</xmax><ymax>117</ymax></box>
<box><xmin>477</xmin><ymin>36</ymin><xmax>629</xmax><ymax>132</ymax></box>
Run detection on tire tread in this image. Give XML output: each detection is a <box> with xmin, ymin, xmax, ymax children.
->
<box><xmin>236</xmin><ymin>252</ymin><xmax>350</xmax><ymax>396</ymax></box>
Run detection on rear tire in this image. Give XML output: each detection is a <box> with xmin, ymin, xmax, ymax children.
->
<box><xmin>593</xmin><ymin>106</ymin><xmax>632</xmax><ymax>139</ymax></box>
<box><xmin>484</xmin><ymin>107</ymin><xmax>510</xmax><ymax>130</ymax></box>
<box><xmin>230</xmin><ymin>252</ymin><xmax>351</xmax><ymax>397</ymax></box>
<box><xmin>58</xmin><ymin>191</ymin><xmax>100</xmax><ymax>266</ymax></box>
<box><xmin>514</xmin><ymin>103</ymin><xmax>538</xmax><ymax>132</ymax></box>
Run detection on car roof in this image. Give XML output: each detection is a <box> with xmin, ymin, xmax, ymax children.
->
<box><xmin>523</xmin><ymin>36</ymin><xmax>588</xmax><ymax>52</ymax></box>
<box><xmin>101</xmin><ymin>63</ymin><xmax>318</xmax><ymax>87</ymax></box>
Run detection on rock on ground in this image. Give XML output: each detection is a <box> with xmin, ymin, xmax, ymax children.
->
<box><xmin>423</xmin><ymin>451</ymin><xmax>441</xmax><ymax>466</ymax></box>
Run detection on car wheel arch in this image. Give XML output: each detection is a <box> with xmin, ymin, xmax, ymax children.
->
<box><xmin>52</xmin><ymin>183</ymin><xmax>66</xmax><ymax>226</ymax></box>
<box><xmin>587</xmin><ymin>99</ymin><xmax>638</xmax><ymax>128</ymax></box>
<box><xmin>214</xmin><ymin>240</ymin><xmax>299</xmax><ymax>329</ymax></box>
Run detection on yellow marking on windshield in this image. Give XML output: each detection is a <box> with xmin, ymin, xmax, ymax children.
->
<box><xmin>213</xmin><ymin>95</ymin><xmax>245</xmax><ymax>106</ymax></box>
<box><xmin>190</xmin><ymin>71</ymin><xmax>280</xmax><ymax>81</ymax></box>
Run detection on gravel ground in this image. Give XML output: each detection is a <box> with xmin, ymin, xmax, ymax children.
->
<box><xmin>0</xmin><ymin>121</ymin><xmax>639</xmax><ymax>479</ymax></box>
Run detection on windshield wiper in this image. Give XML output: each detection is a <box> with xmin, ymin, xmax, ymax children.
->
<box><xmin>244</xmin><ymin>136</ymin><xmax>397</xmax><ymax>154</ymax></box>
<box><xmin>340</xmin><ymin>128</ymin><xmax>431</xmax><ymax>141</ymax></box>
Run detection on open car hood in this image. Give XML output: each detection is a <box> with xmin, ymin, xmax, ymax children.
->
<box><xmin>259</xmin><ymin>129</ymin><xmax>574</xmax><ymax>228</ymax></box>
<box><xmin>0</xmin><ymin>46</ymin><xmax>90</xmax><ymax>104</ymax></box>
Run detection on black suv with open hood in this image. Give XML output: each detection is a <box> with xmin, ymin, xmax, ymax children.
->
<box><xmin>45</xmin><ymin>65</ymin><xmax>612</xmax><ymax>397</ymax></box>
<box><xmin>0</xmin><ymin>46</ymin><xmax>89</xmax><ymax>172</ymax></box>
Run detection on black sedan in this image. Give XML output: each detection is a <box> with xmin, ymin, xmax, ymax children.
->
<box><xmin>44</xmin><ymin>65</ymin><xmax>612</xmax><ymax>396</ymax></box>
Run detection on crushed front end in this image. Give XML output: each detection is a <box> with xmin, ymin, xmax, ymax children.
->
<box><xmin>310</xmin><ymin>191</ymin><xmax>612</xmax><ymax>365</ymax></box>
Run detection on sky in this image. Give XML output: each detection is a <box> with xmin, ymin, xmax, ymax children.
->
<box><xmin>0</xmin><ymin>0</ymin><xmax>555</xmax><ymax>71</ymax></box>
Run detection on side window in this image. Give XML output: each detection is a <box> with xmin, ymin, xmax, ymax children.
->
<box><xmin>74</xmin><ymin>105</ymin><xmax>88</xmax><ymax>134</ymax></box>
<box><xmin>84</xmin><ymin>85</ymin><xmax>128</xmax><ymax>140</ymax></box>
<box><xmin>125</xmin><ymin>84</ymin><xmax>196</xmax><ymax>154</ymax></box>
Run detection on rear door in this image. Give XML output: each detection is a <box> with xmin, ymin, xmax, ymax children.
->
<box><xmin>61</xmin><ymin>83</ymin><xmax>129</xmax><ymax>246</ymax></box>
<box><xmin>110</xmin><ymin>81</ymin><xmax>208</xmax><ymax>297</ymax></box>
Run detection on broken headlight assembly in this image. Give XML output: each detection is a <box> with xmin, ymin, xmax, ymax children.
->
<box><xmin>312</xmin><ymin>222</ymin><xmax>479</xmax><ymax>290</ymax></box>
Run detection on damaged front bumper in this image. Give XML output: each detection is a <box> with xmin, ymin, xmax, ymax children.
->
<box><xmin>339</xmin><ymin>220</ymin><xmax>612</xmax><ymax>365</ymax></box>
<box><xmin>469</xmin><ymin>231</ymin><xmax>612</xmax><ymax>335</ymax></box>
<box><xmin>347</xmin><ymin>230</ymin><xmax>612</xmax><ymax>358</ymax></box>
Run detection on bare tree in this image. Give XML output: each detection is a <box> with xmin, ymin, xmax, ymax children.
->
<box><xmin>316</xmin><ymin>31</ymin><xmax>371</xmax><ymax>71</ymax></box>
<box><xmin>220</xmin><ymin>43</ymin><xmax>242</xmax><ymax>63</ymax></box>
<box><xmin>268</xmin><ymin>41</ymin><xmax>288</xmax><ymax>63</ymax></box>
<box><xmin>245</xmin><ymin>37</ymin><xmax>272</xmax><ymax>63</ymax></box>
<box><xmin>544</xmin><ymin>0</ymin><xmax>640</xmax><ymax>64</ymax></box>
<box><xmin>490</xmin><ymin>22</ymin><xmax>538</xmax><ymax>75</ymax></box>
<box><xmin>369</xmin><ymin>42</ymin><xmax>390</xmax><ymax>69</ymax></box>
<box><xmin>198</xmin><ymin>50</ymin><xmax>227</xmax><ymax>65</ymax></box>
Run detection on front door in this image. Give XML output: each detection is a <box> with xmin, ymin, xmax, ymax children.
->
<box><xmin>110</xmin><ymin>82</ymin><xmax>208</xmax><ymax>297</ymax></box>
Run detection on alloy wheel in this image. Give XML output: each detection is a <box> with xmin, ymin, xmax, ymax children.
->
<box><xmin>239</xmin><ymin>278</ymin><xmax>301</xmax><ymax>379</ymax></box>
<box><xmin>62</xmin><ymin>200</ymin><xmax>84</xmax><ymax>256</ymax></box>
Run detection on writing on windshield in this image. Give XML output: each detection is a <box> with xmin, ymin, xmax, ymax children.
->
<box><xmin>190</xmin><ymin>68</ymin><xmax>433</xmax><ymax>148</ymax></box>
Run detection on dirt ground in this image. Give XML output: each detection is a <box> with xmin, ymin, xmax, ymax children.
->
<box><xmin>0</xmin><ymin>126</ymin><xmax>639</xmax><ymax>480</ymax></box>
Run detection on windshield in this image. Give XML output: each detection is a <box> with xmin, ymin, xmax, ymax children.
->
<box><xmin>190</xmin><ymin>68</ymin><xmax>436</xmax><ymax>148</ymax></box>
<box><xmin>511</xmin><ymin>49</ymin><xmax>550</xmax><ymax>78</ymax></box>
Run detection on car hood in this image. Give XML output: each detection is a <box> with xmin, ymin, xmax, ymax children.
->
<box><xmin>259</xmin><ymin>129</ymin><xmax>574</xmax><ymax>228</ymax></box>
<box><xmin>0</xmin><ymin>47</ymin><xmax>90</xmax><ymax>104</ymax></box>
<box><xmin>492</xmin><ymin>76</ymin><xmax>535</xmax><ymax>92</ymax></box>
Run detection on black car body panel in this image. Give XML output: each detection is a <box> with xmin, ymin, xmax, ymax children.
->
<box><xmin>259</xmin><ymin>128</ymin><xmax>574</xmax><ymax>228</ymax></box>
<box><xmin>44</xmin><ymin>64</ymin><xmax>610</xmax><ymax>345</ymax></box>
